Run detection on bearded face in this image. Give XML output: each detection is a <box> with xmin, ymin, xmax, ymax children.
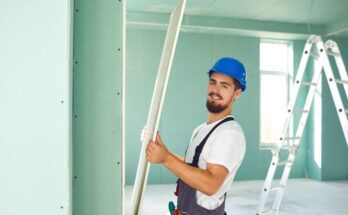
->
<box><xmin>206</xmin><ymin>72</ymin><xmax>241</xmax><ymax>114</ymax></box>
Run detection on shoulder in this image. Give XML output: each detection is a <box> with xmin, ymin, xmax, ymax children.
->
<box><xmin>193</xmin><ymin>122</ymin><xmax>206</xmax><ymax>132</ymax></box>
<box><xmin>215</xmin><ymin>120</ymin><xmax>245</xmax><ymax>137</ymax></box>
<box><xmin>209</xmin><ymin>120</ymin><xmax>246</xmax><ymax>148</ymax></box>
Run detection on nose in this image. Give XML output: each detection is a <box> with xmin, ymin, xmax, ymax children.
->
<box><xmin>212</xmin><ymin>85</ymin><xmax>221</xmax><ymax>93</ymax></box>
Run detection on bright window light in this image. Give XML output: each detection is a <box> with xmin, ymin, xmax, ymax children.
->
<box><xmin>260</xmin><ymin>41</ymin><xmax>292</xmax><ymax>146</ymax></box>
<box><xmin>260</xmin><ymin>42</ymin><xmax>289</xmax><ymax>72</ymax></box>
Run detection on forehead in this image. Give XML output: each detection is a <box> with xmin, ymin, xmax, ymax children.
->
<box><xmin>210</xmin><ymin>72</ymin><xmax>234</xmax><ymax>84</ymax></box>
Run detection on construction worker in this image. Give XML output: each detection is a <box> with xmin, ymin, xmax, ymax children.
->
<box><xmin>146</xmin><ymin>57</ymin><xmax>247</xmax><ymax>215</ymax></box>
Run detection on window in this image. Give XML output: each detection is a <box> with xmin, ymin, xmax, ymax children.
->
<box><xmin>260</xmin><ymin>41</ymin><xmax>293</xmax><ymax>148</ymax></box>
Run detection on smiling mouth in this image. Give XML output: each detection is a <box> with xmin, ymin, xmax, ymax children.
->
<box><xmin>209</xmin><ymin>93</ymin><xmax>222</xmax><ymax>100</ymax></box>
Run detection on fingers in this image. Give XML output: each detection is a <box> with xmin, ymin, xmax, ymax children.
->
<box><xmin>146</xmin><ymin>141</ymin><xmax>153</xmax><ymax>162</ymax></box>
<box><xmin>147</xmin><ymin>140</ymin><xmax>155</xmax><ymax>150</ymax></box>
<box><xmin>156</xmin><ymin>132</ymin><xmax>164</xmax><ymax>146</ymax></box>
<box><xmin>146</xmin><ymin>140</ymin><xmax>156</xmax><ymax>162</ymax></box>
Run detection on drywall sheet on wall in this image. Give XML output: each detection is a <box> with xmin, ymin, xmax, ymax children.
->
<box><xmin>0</xmin><ymin>0</ymin><xmax>72</xmax><ymax>214</ymax></box>
<box><xmin>72</xmin><ymin>0</ymin><xmax>124</xmax><ymax>215</ymax></box>
<box><xmin>130</xmin><ymin>0</ymin><xmax>186</xmax><ymax>214</ymax></box>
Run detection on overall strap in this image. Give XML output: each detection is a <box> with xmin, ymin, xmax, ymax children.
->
<box><xmin>191</xmin><ymin>116</ymin><xmax>234</xmax><ymax>167</ymax></box>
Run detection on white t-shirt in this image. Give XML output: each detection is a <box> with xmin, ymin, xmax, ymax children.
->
<box><xmin>185</xmin><ymin>115</ymin><xmax>246</xmax><ymax>210</ymax></box>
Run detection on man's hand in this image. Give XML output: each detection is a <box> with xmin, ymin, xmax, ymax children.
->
<box><xmin>146</xmin><ymin>132</ymin><xmax>169</xmax><ymax>164</ymax></box>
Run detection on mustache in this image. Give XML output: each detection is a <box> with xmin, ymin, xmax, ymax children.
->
<box><xmin>208</xmin><ymin>92</ymin><xmax>223</xmax><ymax>99</ymax></box>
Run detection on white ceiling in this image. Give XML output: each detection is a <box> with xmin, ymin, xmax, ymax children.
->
<box><xmin>127</xmin><ymin>0</ymin><xmax>348</xmax><ymax>37</ymax></box>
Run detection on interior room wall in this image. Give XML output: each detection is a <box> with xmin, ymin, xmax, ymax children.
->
<box><xmin>0</xmin><ymin>0</ymin><xmax>72</xmax><ymax>214</ymax></box>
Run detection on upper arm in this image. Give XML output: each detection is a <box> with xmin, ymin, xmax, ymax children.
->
<box><xmin>205</xmin><ymin>163</ymin><xmax>229</xmax><ymax>194</ymax></box>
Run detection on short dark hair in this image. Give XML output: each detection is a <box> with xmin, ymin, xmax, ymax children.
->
<box><xmin>232</xmin><ymin>78</ymin><xmax>241</xmax><ymax>91</ymax></box>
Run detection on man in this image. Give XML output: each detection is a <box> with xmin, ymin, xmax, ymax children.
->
<box><xmin>146</xmin><ymin>57</ymin><xmax>247</xmax><ymax>215</ymax></box>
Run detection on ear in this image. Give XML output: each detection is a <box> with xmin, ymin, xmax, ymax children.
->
<box><xmin>233</xmin><ymin>89</ymin><xmax>242</xmax><ymax>101</ymax></box>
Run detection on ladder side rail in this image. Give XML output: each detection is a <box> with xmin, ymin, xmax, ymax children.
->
<box><xmin>292</xmin><ymin>60</ymin><xmax>323</xmax><ymax>148</ymax></box>
<box><xmin>277</xmin><ymin>40</ymin><xmax>314</xmax><ymax>150</ymax></box>
<box><xmin>318</xmin><ymin>41</ymin><xmax>348</xmax><ymax>143</ymax></box>
<box><xmin>325</xmin><ymin>40</ymin><xmax>348</xmax><ymax>97</ymax></box>
<box><xmin>272</xmin><ymin>153</ymin><xmax>295</xmax><ymax>214</ymax></box>
<box><xmin>258</xmin><ymin>154</ymin><xmax>280</xmax><ymax>214</ymax></box>
<box><xmin>272</xmin><ymin>61</ymin><xmax>323</xmax><ymax>213</ymax></box>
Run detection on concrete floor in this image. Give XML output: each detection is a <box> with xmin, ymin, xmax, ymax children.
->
<box><xmin>125</xmin><ymin>179</ymin><xmax>348</xmax><ymax>215</ymax></box>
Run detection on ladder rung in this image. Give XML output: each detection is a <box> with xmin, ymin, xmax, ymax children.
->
<box><xmin>270</xmin><ymin>186</ymin><xmax>284</xmax><ymax>192</ymax></box>
<box><xmin>301</xmin><ymin>81</ymin><xmax>317</xmax><ymax>86</ymax></box>
<box><xmin>282</xmin><ymin>144</ymin><xmax>300</xmax><ymax>150</ymax></box>
<box><xmin>277</xmin><ymin>160</ymin><xmax>292</xmax><ymax>166</ymax></box>
<box><xmin>335</xmin><ymin>79</ymin><xmax>348</xmax><ymax>85</ymax></box>
<box><xmin>283</xmin><ymin>136</ymin><xmax>301</xmax><ymax>140</ymax></box>
<box><xmin>293</xmin><ymin>109</ymin><xmax>309</xmax><ymax>114</ymax></box>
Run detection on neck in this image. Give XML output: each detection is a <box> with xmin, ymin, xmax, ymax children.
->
<box><xmin>207</xmin><ymin>108</ymin><xmax>232</xmax><ymax>124</ymax></box>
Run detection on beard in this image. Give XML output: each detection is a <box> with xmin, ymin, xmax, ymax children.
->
<box><xmin>206</xmin><ymin>100</ymin><xmax>229</xmax><ymax>113</ymax></box>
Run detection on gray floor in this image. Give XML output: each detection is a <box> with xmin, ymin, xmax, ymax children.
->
<box><xmin>125</xmin><ymin>179</ymin><xmax>348</xmax><ymax>215</ymax></box>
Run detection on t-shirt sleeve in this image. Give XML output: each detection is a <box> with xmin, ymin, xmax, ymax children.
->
<box><xmin>205</xmin><ymin>129</ymin><xmax>246</xmax><ymax>172</ymax></box>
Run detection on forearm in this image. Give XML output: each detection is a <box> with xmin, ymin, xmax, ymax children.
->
<box><xmin>146</xmin><ymin>133</ymin><xmax>225</xmax><ymax>195</ymax></box>
<box><xmin>172</xmin><ymin>153</ymin><xmax>185</xmax><ymax>162</ymax></box>
<box><xmin>163</xmin><ymin>152</ymin><xmax>220</xmax><ymax>196</ymax></box>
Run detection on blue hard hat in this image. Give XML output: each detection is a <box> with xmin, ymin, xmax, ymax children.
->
<box><xmin>208</xmin><ymin>57</ymin><xmax>247</xmax><ymax>91</ymax></box>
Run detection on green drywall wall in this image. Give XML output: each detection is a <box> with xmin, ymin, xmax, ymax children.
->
<box><xmin>321</xmin><ymin>37</ymin><xmax>348</xmax><ymax>180</ymax></box>
<box><xmin>1</xmin><ymin>1</ymin><xmax>73</xmax><ymax>214</ymax></box>
<box><xmin>125</xmin><ymin>27</ymin><xmax>309</xmax><ymax>185</ymax></box>
<box><xmin>73</xmin><ymin>0</ymin><xmax>124</xmax><ymax>215</ymax></box>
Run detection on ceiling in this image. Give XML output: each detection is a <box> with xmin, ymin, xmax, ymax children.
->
<box><xmin>126</xmin><ymin>0</ymin><xmax>348</xmax><ymax>37</ymax></box>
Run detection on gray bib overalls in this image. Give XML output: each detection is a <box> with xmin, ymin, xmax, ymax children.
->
<box><xmin>177</xmin><ymin>117</ymin><xmax>234</xmax><ymax>215</ymax></box>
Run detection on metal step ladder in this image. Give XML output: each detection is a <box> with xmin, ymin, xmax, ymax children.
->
<box><xmin>257</xmin><ymin>35</ymin><xmax>348</xmax><ymax>215</ymax></box>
